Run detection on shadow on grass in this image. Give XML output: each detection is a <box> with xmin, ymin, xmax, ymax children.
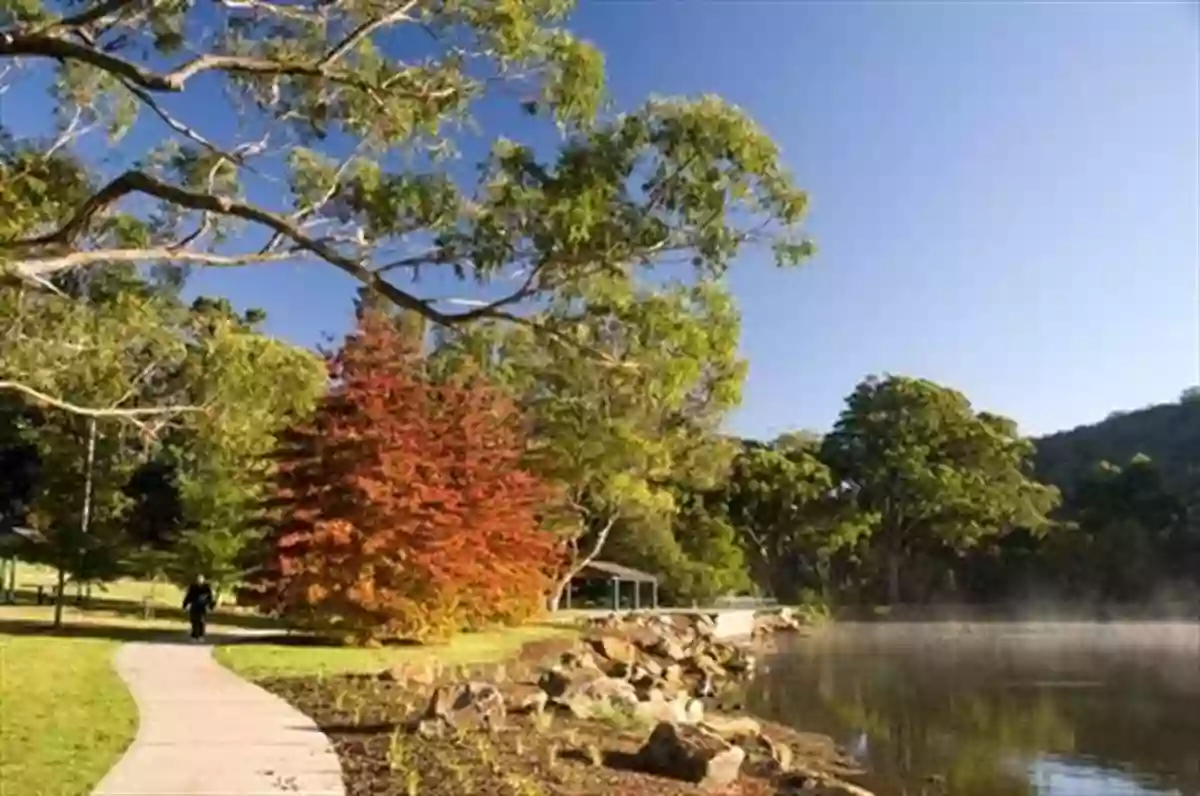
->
<box><xmin>7</xmin><ymin>587</ymin><xmax>281</xmax><ymax>629</ymax></box>
<box><xmin>320</xmin><ymin>722</ymin><xmax>406</xmax><ymax>736</ymax></box>
<box><xmin>0</xmin><ymin>616</ymin><xmax>295</xmax><ymax>644</ymax></box>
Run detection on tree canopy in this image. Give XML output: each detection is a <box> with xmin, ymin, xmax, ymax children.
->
<box><xmin>1</xmin><ymin>0</ymin><xmax>812</xmax><ymax>377</ymax></box>
<box><xmin>822</xmin><ymin>375</ymin><xmax>1060</xmax><ymax>604</ymax></box>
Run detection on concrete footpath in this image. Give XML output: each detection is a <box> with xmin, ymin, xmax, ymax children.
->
<box><xmin>92</xmin><ymin>642</ymin><xmax>345</xmax><ymax>796</ymax></box>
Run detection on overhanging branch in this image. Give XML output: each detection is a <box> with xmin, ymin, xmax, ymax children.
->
<box><xmin>4</xmin><ymin>247</ymin><xmax>296</xmax><ymax>278</ymax></box>
<box><xmin>0</xmin><ymin>170</ymin><xmax>540</xmax><ymax>328</ymax></box>
<box><xmin>0</xmin><ymin>380</ymin><xmax>205</xmax><ymax>421</ymax></box>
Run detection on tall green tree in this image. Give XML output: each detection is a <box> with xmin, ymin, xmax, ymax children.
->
<box><xmin>443</xmin><ymin>277</ymin><xmax>748</xmax><ymax>609</ymax></box>
<box><xmin>1066</xmin><ymin>455</ymin><xmax>1187</xmax><ymax>601</ymax></box>
<box><xmin>164</xmin><ymin>299</ymin><xmax>326</xmax><ymax>590</ymax></box>
<box><xmin>0</xmin><ymin>276</ymin><xmax>187</xmax><ymax>623</ymax></box>
<box><xmin>717</xmin><ymin>436</ymin><xmax>871</xmax><ymax>603</ymax></box>
<box><xmin>822</xmin><ymin>375</ymin><xmax>1060</xmax><ymax>605</ymax></box>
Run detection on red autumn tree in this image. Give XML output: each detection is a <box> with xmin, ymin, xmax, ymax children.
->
<box><xmin>244</xmin><ymin>307</ymin><xmax>560</xmax><ymax>643</ymax></box>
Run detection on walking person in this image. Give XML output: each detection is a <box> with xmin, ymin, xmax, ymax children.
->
<box><xmin>181</xmin><ymin>574</ymin><xmax>215</xmax><ymax>642</ymax></box>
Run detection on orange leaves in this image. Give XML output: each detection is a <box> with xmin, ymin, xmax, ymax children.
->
<box><xmin>244</xmin><ymin>308</ymin><xmax>561</xmax><ymax>643</ymax></box>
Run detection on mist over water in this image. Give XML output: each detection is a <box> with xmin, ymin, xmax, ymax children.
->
<box><xmin>746</xmin><ymin>622</ymin><xmax>1200</xmax><ymax>796</ymax></box>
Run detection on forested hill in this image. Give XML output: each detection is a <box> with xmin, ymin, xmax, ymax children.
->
<box><xmin>1034</xmin><ymin>392</ymin><xmax>1200</xmax><ymax>494</ymax></box>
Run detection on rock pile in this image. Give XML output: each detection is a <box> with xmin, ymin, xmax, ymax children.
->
<box><xmin>390</xmin><ymin>612</ymin><xmax>870</xmax><ymax>794</ymax></box>
<box><xmin>751</xmin><ymin>606</ymin><xmax>809</xmax><ymax>639</ymax></box>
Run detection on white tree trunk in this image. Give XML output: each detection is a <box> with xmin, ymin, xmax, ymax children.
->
<box><xmin>548</xmin><ymin>514</ymin><xmax>618</xmax><ymax>612</ymax></box>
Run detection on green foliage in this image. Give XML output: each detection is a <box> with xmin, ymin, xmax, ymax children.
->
<box><xmin>1</xmin><ymin>0</ymin><xmax>810</xmax><ymax>340</ymax></box>
<box><xmin>822</xmin><ymin>375</ymin><xmax>1060</xmax><ymax>604</ymax></box>
<box><xmin>444</xmin><ymin>276</ymin><xmax>749</xmax><ymax>606</ymax></box>
<box><xmin>714</xmin><ymin>435</ymin><xmax>871</xmax><ymax>603</ymax></box>
<box><xmin>0</xmin><ymin>273</ymin><xmax>323</xmax><ymax>597</ymax></box>
<box><xmin>168</xmin><ymin>300</ymin><xmax>326</xmax><ymax>588</ymax></box>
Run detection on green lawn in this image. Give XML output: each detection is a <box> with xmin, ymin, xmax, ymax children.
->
<box><xmin>0</xmin><ymin>634</ymin><xmax>137</xmax><ymax>796</ymax></box>
<box><xmin>216</xmin><ymin>622</ymin><xmax>578</xmax><ymax>679</ymax></box>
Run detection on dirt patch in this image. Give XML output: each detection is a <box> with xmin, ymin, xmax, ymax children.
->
<box><xmin>262</xmin><ymin>674</ymin><xmax>839</xmax><ymax>796</ymax></box>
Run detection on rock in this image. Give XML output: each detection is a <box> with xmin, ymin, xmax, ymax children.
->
<box><xmin>662</xmin><ymin>663</ymin><xmax>685</xmax><ymax>685</ymax></box>
<box><xmin>556</xmin><ymin>674</ymin><xmax>640</xmax><ymax>719</ymax></box>
<box><xmin>423</xmin><ymin>682</ymin><xmax>506</xmax><ymax>731</ymax></box>
<box><xmin>641</xmin><ymin>657</ymin><xmax>665</xmax><ymax>678</ymax></box>
<box><xmin>500</xmin><ymin>682</ymin><xmax>548</xmax><ymax>715</ymax></box>
<box><xmin>635</xmin><ymin>693</ymin><xmax>705</xmax><ymax>725</ymax></box>
<box><xmin>636</xmin><ymin>722</ymin><xmax>746</xmax><ymax>790</ymax></box>
<box><xmin>649</xmin><ymin>635</ymin><xmax>688</xmax><ymax>662</ymax></box>
<box><xmin>590</xmin><ymin>634</ymin><xmax>639</xmax><ymax>665</ymax></box>
<box><xmin>562</xmin><ymin>649</ymin><xmax>603</xmax><ymax>671</ymax></box>
<box><xmin>761</xmin><ymin>733</ymin><xmax>794</xmax><ymax>772</ymax></box>
<box><xmin>687</xmin><ymin>652</ymin><xmax>726</xmax><ymax>678</ymax></box>
<box><xmin>539</xmin><ymin>665</ymin><xmax>604</xmax><ymax>699</ymax></box>
<box><xmin>700</xmin><ymin>714</ymin><xmax>762</xmax><ymax>741</ymax></box>
<box><xmin>781</xmin><ymin>773</ymin><xmax>875</xmax><ymax>796</ymax></box>
<box><xmin>724</xmin><ymin>648</ymin><xmax>756</xmax><ymax>674</ymax></box>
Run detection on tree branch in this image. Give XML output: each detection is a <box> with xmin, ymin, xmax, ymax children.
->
<box><xmin>0</xmin><ymin>381</ymin><xmax>204</xmax><ymax>420</ymax></box>
<box><xmin>317</xmin><ymin>0</ymin><xmax>418</xmax><ymax>70</ymax></box>
<box><xmin>0</xmin><ymin>30</ymin><xmax>456</xmax><ymax>104</ymax></box>
<box><xmin>4</xmin><ymin>246</ymin><xmax>296</xmax><ymax>278</ymax></box>
<box><xmin>0</xmin><ymin>170</ymin><xmax>510</xmax><ymax>326</ymax></box>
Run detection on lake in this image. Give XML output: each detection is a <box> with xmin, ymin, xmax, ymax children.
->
<box><xmin>746</xmin><ymin>622</ymin><xmax>1200</xmax><ymax>796</ymax></box>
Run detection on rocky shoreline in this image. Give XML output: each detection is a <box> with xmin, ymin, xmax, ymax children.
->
<box><xmin>260</xmin><ymin>611</ymin><xmax>875</xmax><ymax>796</ymax></box>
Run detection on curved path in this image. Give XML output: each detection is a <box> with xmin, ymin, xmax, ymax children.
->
<box><xmin>92</xmin><ymin>642</ymin><xmax>345</xmax><ymax>796</ymax></box>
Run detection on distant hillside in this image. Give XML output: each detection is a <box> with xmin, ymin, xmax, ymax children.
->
<box><xmin>1034</xmin><ymin>393</ymin><xmax>1200</xmax><ymax>494</ymax></box>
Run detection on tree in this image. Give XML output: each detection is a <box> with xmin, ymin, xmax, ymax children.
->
<box><xmin>0</xmin><ymin>274</ymin><xmax>190</xmax><ymax>623</ymax></box>
<box><xmin>456</xmin><ymin>277</ymin><xmax>748</xmax><ymax>610</ymax></box>
<box><xmin>246</xmin><ymin>308</ymin><xmax>558</xmax><ymax>642</ymax></box>
<box><xmin>1065</xmin><ymin>454</ymin><xmax>1187</xmax><ymax>601</ymax></box>
<box><xmin>718</xmin><ymin>436</ymin><xmax>871</xmax><ymax>603</ymax></box>
<box><xmin>1</xmin><ymin>0</ymin><xmax>811</xmax><ymax>373</ymax></box>
<box><xmin>822</xmin><ymin>375</ymin><xmax>1060</xmax><ymax>605</ymax></box>
<box><xmin>167</xmin><ymin>299</ymin><xmax>325</xmax><ymax>589</ymax></box>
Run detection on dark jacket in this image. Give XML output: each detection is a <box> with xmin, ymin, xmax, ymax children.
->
<box><xmin>182</xmin><ymin>583</ymin><xmax>215</xmax><ymax>616</ymax></box>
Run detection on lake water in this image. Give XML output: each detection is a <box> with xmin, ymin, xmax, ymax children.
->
<box><xmin>746</xmin><ymin>623</ymin><xmax>1200</xmax><ymax>796</ymax></box>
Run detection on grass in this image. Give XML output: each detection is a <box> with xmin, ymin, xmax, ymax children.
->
<box><xmin>216</xmin><ymin>622</ymin><xmax>579</xmax><ymax>679</ymax></box>
<box><xmin>0</xmin><ymin>634</ymin><xmax>137</xmax><ymax>796</ymax></box>
<box><xmin>8</xmin><ymin>562</ymin><xmax>186</xmax><ymax>606</ymax></box>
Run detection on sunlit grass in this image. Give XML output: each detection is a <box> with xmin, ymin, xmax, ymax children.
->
<box><xmin>216</xmin><ymin>622</ymin><xmax>578</xmax><ymax>679</ymax></box>
<box><xmin>0</xmin><ymin>634</ymin><xmax>137</xmax><ymax>796</ymax></box>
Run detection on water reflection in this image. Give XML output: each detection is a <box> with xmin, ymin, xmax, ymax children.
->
<box><xmin>745</xmin><ymin>623</ymin><xmax>1200</xmax><ymax>796</ymax></box>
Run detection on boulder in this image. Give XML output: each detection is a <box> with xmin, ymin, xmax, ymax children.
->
<box><xmin>556</xmin><ymin>674</ymin><xmax>640</xmax><ymax>719</ymax></box>
<box><xmin>636</xmin><ymin>722</ymin><xmax>746</xmax><ymax>790</ymax></box>
<box><xmin>761</xmin><ymin>733</ymin><xmax>794</xmax><ymax>772</ymax></box>
<box><xmin>700</xmin><ymin>715</ymin><xmax>762</xmax><ymax>742</ymax></box>
<box><xmin>641</xmin><ymin>657</ymin><xmax>665</xmax><ymax>678</ymax></box>
<box><xmin>562</xmin><ymin>649</ymin><xmax>604</xmax><ymax>672</ymax></box>
<box><xmin>694</xmin><ymin>615</ymin><xmax>718</xmax><ymax>638</ymax></box>
<box><xmin>687</xmin><ymin>652</ymin><xmax>727</xmax><ymax>678</ymax></box>
<box><xmin>539</xmin><ymin>665</ymin><xmax>604</xmax><ymax>699</ymax></box>
<box><xmin>423</xmin><ymin>682</ymin><xmax>506</xmax><ymax>730</ymax></box>
<box><xmin>648</xmin><ymin>635</ymin><xmax>688</xmax><ymax>662</ymax></box>
<box><xmin>634</xmin><ymin>693</ymin><xmax>705</xmax><ymax>725</ymax></box>
<box><xmin>500</xmin><ymin>682</ymin><xmax>549</xmax><ymax>715</ymax></box>
<box><xmin>590</xmin><ymin>634</ymin><xmax>639</xmax><ymax>665</ymax></box>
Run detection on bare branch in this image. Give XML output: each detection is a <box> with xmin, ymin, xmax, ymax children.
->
<box><xmin>3</xmin><ymin>246</ymin><xmax>296</xmax><ymax>278</ymax></box>
<box><xmin>119</xmin><ymin>79</ymin><xmax>251</xmax><ymax>168</ymax></box>
<box><xmin>0</xmin><ymin>381</ymin><xmax>204</xmax><ymax>421</ymax></box>
<box><xmin>0</xmin><ymin>170</ymin><xmax>512</xmax><ymax>326</ymax></box>
<box><xmin>317</xmin><ymin>0</ymin><xmax>418</xmax><ymax>70</ymax></box>
<box><xmin>0</xmin><ymin>32</ymin><xmax>457</xmax><ymax>105</ymax></box>
<box><xmin>39</xmin><ymin>0</ymin><xmax>142</xmax><ymax>32</ymax></box>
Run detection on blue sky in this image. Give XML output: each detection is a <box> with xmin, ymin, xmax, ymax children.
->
<box><xmin>10</xmin><ymin>1</ymin><xmax>1200</xmax><ymax>440</ymax></box>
